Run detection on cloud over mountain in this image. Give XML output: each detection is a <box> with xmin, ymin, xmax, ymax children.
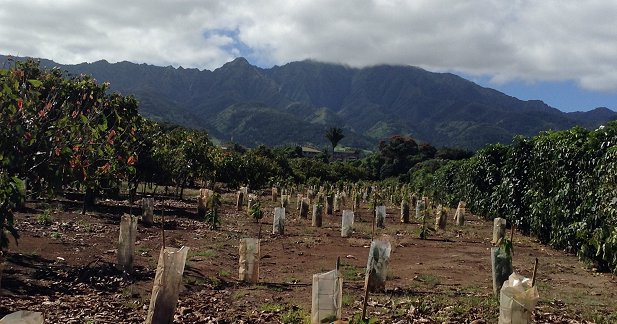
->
<box><xmin>1</xmin><ymin>0</ymin><xmax>617</xmax><ymax>94</ymax></box>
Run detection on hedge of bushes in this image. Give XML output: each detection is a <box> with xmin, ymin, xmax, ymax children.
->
<box><xmin>410</xmin><ymin>122</ymin><xmax>617</xmax><ymax>272</ymax></box>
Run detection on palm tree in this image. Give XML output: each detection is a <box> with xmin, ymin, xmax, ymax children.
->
<box><xmin>325</xmin><ymin>127</ymin><xmax>345</xmax><ymax>160</ymax></box>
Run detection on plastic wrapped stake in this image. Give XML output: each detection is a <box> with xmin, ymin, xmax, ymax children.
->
<box><xmin>492</xmin><ymin>245</ymin><xmax>513</xmax><ymax>296</ymax></box>
<box><xmin>493</xmin><ymin>217</ymin><xmax>507</xmax><ymax>244</ymax></box>
<box><xmin>365</xmin><ymin>239</ymin><xmax>391</xmax><ymax>292</ymax></box>
<box><xmin>499</xmin><ymin>273</ymin><xmax>539</xmax><ymax>324</ymax></box>
<box><xmin>117</xmin><ymin>214</ymin><xmax>138</xmax><ymax>272</ymax></box>
<box><xmin>273</xmin><ymin>207</ymin><xmax>285</xmax><ymax>235</ymax></box>
<box><xmin>145</xmin><ymin>246</ymin><xmax>189</xmax><ymax>324</ymax></box>
<box><xmin>311</xmin><ymin>269</ymin><xmax>342</xmax><ymax>324</ymax></box>
<box><xmin>341</xmin><ymin>210</ymin><xmax>354</xmax><ymax>237</ymax></box>
<box><xmin>239</xmin><ymin>238</ymin><xmax>260</xmax><ymax>283</ymax></box>
<box><xmin>375</xmin><ymin>206</ymin><xmax>386</xmax><ymax>228</ymax></box>
<box><xmin>142</xmin><ymin>197</ymin><xmax>154</xmax><ymax>225</ymax></box>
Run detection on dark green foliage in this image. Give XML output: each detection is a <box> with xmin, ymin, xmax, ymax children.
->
<box><xmin>376</xmin><ymin>135</ymin><xmax>441</xmax><ymax>180</ymax></box>
<box><xmin>414</xmin><ymin>122</ymin><xmax>617</xmax><ymax>272</ymax></box>
<box><xmin>0</xmin><ymin>174</ymin><xmax>24</xmax><ymax>249</ymax></box>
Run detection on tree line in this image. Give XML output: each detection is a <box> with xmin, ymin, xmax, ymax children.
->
<box><xmin>408</xmin><ymin>124</ymin><xmax>617</xmax><ymax>273</ymax></box>
<box><xmin>0</xmin><ymin>60</ymin><xmax>465</xmax><ymax>249</ymax></box>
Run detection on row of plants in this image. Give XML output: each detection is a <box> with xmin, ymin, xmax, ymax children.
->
<box><xmin>1</xmin><ymin>59</ymin><xmax>141</xmax><ymax>249</ymax></box>
<box><xmin>0</xmin><ymin>60</ymin><xmax>456</xmax><ymax>249</ymax></box>
<box><xmin>409</xmin><ymin>123</ymin><xmax>617</xmax><ymax>272</ymax></box>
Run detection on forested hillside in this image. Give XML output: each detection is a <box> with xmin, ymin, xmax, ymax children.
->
<box><xmin>2</xmin><ymin>55</ymin><xmax>614</xmax><ymax>150</ymax></box>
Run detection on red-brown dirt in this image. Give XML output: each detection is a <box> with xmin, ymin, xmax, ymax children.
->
<box><xmin>1</xmin><ymin>190</ymin><xmax>616</xmax><ymax>323</ymax></box>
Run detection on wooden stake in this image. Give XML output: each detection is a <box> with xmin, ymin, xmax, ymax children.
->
<box><xmin>161</xmin><ymin>207</ymin><xmax>165</xmax><ymax>250</ymax></box>
<box><xmin>371</xmin><ymin>197</ymin><xmax>376</xmax><ymax>241</ymax></box>
<box><xmin>531</xmin><ymin>258</ymin><xmax>539</xmax><ymax>286</ymax></box>
<box><xmin>510</xmin><ymin>224</ymin><xmax>515</xmax><ymax>256</ymax></box>
<box><xmin>361</xmin><ymin>270</ymin><xmax>371</xmax><ymax>321</ymax></box>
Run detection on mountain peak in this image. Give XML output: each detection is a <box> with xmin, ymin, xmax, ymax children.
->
<box><xmin>225</xmin><ymin>57</ymin><xmax>250</xmax><ymax>67</ymax></box>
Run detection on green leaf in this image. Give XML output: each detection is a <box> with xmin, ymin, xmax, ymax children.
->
<box><xmin>98</xmin><ymin>116</ymin><xmax>108</xmax><ymax>131</ymax></box>
<box><xmin>28</xmin><ymin>79</ymin><xmax>43</xmax><ymax>87</ymax></box>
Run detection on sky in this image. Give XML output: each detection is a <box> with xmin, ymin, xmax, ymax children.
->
<box><xmin>1</xmin><ymin>0</ymin><xmax>616</xmax><ymax>112</ymax></box>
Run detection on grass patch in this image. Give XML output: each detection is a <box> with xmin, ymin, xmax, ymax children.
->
<box><xmin>260</xmin><ymin>302</ymin><xmax>283</xmax><ymax>312</ymax></box>
<box><xmin>283</xmin><ymin>276</ymin><xmax>300</xmax><ymax>284</ymax></box>
<box><xmin>218</xmin><ymin>269</ymin><xmax>231</xmax><ymax>277</ymax></box>
<box><xmin>77</xmin><ymin>219</ymin><xmax>93</xmax><ymax>232</ymax></box>
<box><xmin>341</xmin><ymin>263</ymin><xmax>363</xmax><ymax>281</ymax></box>
<box><xmin>188</xmin><ymin>249</ymin><xmax>216</xmax><ymax>260</ymax></box>
<box><xmin>36</xmin><ymin>209</ymin><xmax>54</xmax><ymax>225</ymax></box>
<box><xmin>342</xmin><ymin>293</ymin><xmax>354</xmax><ymax>307</ymax></box>
<box><xmin>280</xmin><ymin>306</ymin><xmax>310</xmax><ymax>324</ymax></box>
<box><xmin>232</xmin><ymin>290</ymin><xmax>247</xmax><ymax>300</ymax></box>
<box><xmin>414</xmin><ymin>273</ymin><xmax>440</xmax><ymax>288</ymax></box>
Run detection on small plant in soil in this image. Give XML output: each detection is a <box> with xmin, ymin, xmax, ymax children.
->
<box><xmin>415</xmin><ymin>273</ymin><xmax>440</xmax><ymax>288</ymax></box>
<box><xmin>204</xmin><ymin>192</ymin><xmax>222</xmax><ymax>229</ymax></box>
<box><xmin>349</xmin><ymin>313</ymin><xmax>379</xmax><ymax>324</ymax></box>
<box><xmin>342</xmin><ymin>293</ymin><xmax>354</xmax><ymax>307</ymax></box>
<box><xmin>50</xmin><ymin>231</ymin><xmax>61</xmax><ymax>239</ymax></box>
<box><xmin>280</xmin><ymin>305</ymin><xmax>309</xmax><ymax>324</ymax></box>
<box><xmin>77</xmin><ymin>219</ymin><xmax>93</xmax><ymax>232</ymax></box>
<box><xmin>341</xmin><ymin>263</ymin><xmax>362</xmax><ymax>281</ymax></box>
<box><xmin>249</xmin><ymin>201</ymin><xmax>263</xmax><ymax>223</ymax></box>
<box><xmin>260</xmin><ymin>302</ymin><xmax>283</xmax><ymax>312</ymax></box>
<box><xmin>36</xmin><ymin>209</ymin><xmax>54</xmax><ymax>225</ymax></box>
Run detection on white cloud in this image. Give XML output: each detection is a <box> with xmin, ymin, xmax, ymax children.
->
<box><xmin>1</xmin><ymin>0</ymin><xmax>616</xmax><ymax>92</ymax></box>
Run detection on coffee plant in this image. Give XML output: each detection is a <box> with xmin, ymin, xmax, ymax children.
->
<box><xmin>412</xmin><ymin>122</ymin><xmax>617</xmax><ymax>272</ymax></box>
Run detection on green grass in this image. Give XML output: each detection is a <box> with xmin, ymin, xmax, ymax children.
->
<box><xmin>188</xmin><ymin>249</ymin><xmax>216</xmax><ymax>260</ymax></box>
<box><xmin>342</xmin><ymin>293</ymin><xmax>354</xmax><ymax>307</ymax></box>
<box><xmin>259</xmin><ymin>303</ymin><xmax>283</xmax><ymax>312</ymax></box>
<box><xmin>218</xmin><ymin>269</ymin><xmax>231</xmax><ymax>277</ymax></box>
<box><xmin>414</xmin><ymin>273</ymin><xmax>440</xmax><ymax>288</ymax></box>
<box><xmin>280</xmin><ymin>307</ymin><xmax>310</xmax><ymax>324</ymax></box>
<box><xmin>341</xmin><ymin>263</ymin><xmax>364</xmax><ymax>281</ymax></box>
<box><xmin>257</xmin><ymin>303</ymin><xmax>310</xmax><ymax>324</ymax></box>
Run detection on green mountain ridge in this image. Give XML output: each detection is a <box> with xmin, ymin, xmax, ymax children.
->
<box><xmin>2</xmin><ymin>55</ymin><xmax>615</xmax><ymax>150</ymax></box>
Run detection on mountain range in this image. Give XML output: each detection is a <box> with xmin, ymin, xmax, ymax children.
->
<box><xmin>2</xmin><ymin>55</ymin><xmax>615</xmax><ymax>150</ymax></box>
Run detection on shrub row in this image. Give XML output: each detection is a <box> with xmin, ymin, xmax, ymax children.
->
<box><xmin>410</xmin><ymin>123</ymin><xmax>617</xmax><ymax>272</ymax></box>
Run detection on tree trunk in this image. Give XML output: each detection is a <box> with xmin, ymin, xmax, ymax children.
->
<box><xmin>82</xmin><ymin>187</ymin><xmax>96</xmax><ymax>215</ymax></box>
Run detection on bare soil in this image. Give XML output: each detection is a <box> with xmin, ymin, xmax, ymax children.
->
<box><xmin>1</xmin><ymin>190</ymin><xmax>616</xmax><ymax>323</ymax></box>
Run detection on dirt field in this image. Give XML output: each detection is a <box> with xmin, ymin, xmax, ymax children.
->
<box><xmin>1</xmin><ymin>190</ymin><xmax>617</xmax><ymax>323</ymax></box>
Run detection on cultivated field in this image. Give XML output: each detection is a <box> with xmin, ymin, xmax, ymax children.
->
<box><xmin>1</xmin><ymin>189</ymin><xmax>616</xmax><ymax>323</ymax></box>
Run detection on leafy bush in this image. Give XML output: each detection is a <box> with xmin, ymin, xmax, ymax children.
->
<box><xmin>415</xmin><ymin>122</ymin><xmax>617</xmax><ymax>272</ymax></box>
